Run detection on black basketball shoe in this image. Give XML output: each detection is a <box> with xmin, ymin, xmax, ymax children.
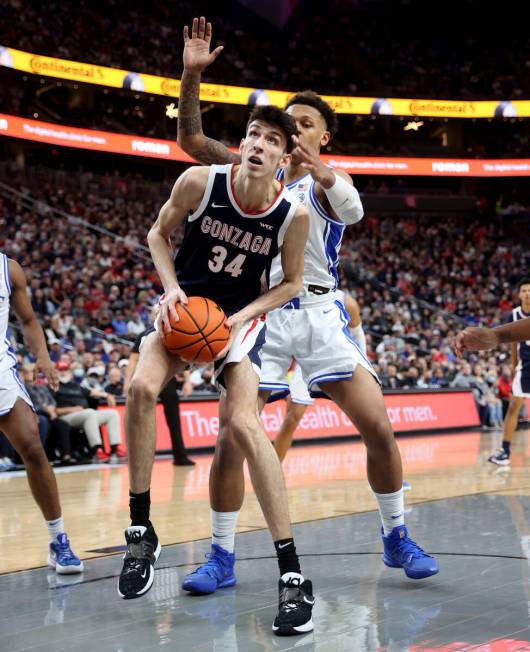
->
<box><xmin>118</xmin><ymin>525</ymin><xmax>161</xmax><ymax>599</ymax></box>
<box><xmin>272</xmin><ymin>573</ymin><xmax>315</xmax><ymax>636</ymax></box>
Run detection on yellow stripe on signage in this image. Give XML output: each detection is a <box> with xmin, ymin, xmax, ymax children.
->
<box><xmin>2</xmin><ymin>46</ymin><xmax>530</xmax><ymax>118</ymax></box>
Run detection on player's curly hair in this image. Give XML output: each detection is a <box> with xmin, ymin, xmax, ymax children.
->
<box><xmin>285</xmin><ymin>90</ymin><xmax>338</xmax><ymax>137</ymax></box>
<box><xmin>247</xmin><ymin>105</ymin><xmax>298</xmax><ymax>153</ymax></box>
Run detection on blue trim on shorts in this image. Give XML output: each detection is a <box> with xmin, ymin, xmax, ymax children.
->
<box><xmin>335</xmin><ymin>299</ymin><xmax>374</xmax><ymax>369</ymax></box>
<box><xmin>266</xmin><ymin>389</ymin><xmax>291</xmax><ymax>403</ymax></box>
<box><xmin>2</xmin><ymin>254</ymin><xmax>11</xmax><ymax>295</ymax></box>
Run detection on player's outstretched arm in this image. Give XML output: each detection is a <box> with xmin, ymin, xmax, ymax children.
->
<box><xmin>9</xmin><ymin>260</ymin><xmax>59</xmax><ymax>390</ymax></box>
<box><xmin>148</xmin><ymin>166</ymin><xmax>209</xmax><ymax>331</ymax></box>
<box><xmin>455</xmin><ymin>318</ymin><xmax>530</xmax><ymax>353</ymax></box>
<box><xmin>178</xmin><ymin>16</ymin><xmax>240</xmax><ymax>165</ymax></box>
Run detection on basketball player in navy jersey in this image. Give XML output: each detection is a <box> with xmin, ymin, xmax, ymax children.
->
<box><xmin>119</xmin><ymin>104</ymin><xmax>315</xmax><ymax>636</ymax></box>
<box><xmin>177</xmin><ymin>17</ymin><xmax>438</xmax><ymax>593</ymax></box>
<box><xmin>480</xmin><ymin>278</ymin><xmax>530</xmax><ymax>466</ymax></box>
<box><xmin>0</xmin><ymin>255</ymin><xmax>83</xmax><ymax>573</ymax></box>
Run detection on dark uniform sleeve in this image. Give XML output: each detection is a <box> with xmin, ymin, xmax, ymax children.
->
<box><xmin>131</xmin><ymin>328</ymin><xmax>154</xmax><ymax>354</ymax></box>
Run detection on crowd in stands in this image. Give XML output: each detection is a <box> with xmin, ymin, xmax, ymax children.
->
<box><xmin>0</xmin><ymin>161</ymin><xmax>528</xmax><ymax>470</ymax></box>
<box><xmin>1</xmin><ymin>0</ymin><xmax>526</xmax><ymax>101</ymax></box>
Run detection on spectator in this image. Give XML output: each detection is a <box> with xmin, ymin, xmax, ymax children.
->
<box><xmin>497</xmin><ymin>364</ymin><xmax>513</xmax><ymax>417</ymax></box>
<box><xmin>127</xmin><ymin>312</ymin><xmax>146</xmax><ymax>337</ymax></box>
<box><xmin>20</xmin><ymin>364</ymin><xmax>76</xmax><ymax>466</ymax></box>
<box><xmin>105</xmin><ymin>367</ymin><xmax>125</xmax><ymax>397</ymax></box>
<box><xmin>381</xmin><ymin>364</ymin><xmax>402</xmax><ymax>389</ymax></box>
<box><xmin>53</xmin><ymin>362</ymin><xmax>126</xmax><ymax>463</ymax></box>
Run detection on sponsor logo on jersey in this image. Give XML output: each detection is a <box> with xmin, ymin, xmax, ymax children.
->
<box><xmin>200</xmin><ymin>216</ymin><xmax>272</xmax><ymax>254</ymax></box>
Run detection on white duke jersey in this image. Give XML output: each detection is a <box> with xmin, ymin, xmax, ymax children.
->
<box><xmin>269</xmin><ymin>170</ymin><xmax>350</xmax><ymax>295</ymax></box>
<box><xmin>0</xmin><ymin>253</ymin><xmax>15</xmax><ymax>374</ymax></box>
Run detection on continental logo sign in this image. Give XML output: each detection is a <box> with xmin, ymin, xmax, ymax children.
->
<box><xmin>3</xmin><ymin>45</ymin><xmax>530</xmax><ymax>118</ymax></box>
<box><xmin>29</xmin><ymin>55</ymin><xmax>106</xmax><ymax>80</ymax></box>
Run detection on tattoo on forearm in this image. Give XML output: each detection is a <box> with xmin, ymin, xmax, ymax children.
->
<box><xmin>179</xmin><ymin>115</ymin><xmax>202</xmax><ymax>136</ymax></box>
<box><xmin>178</xmin><ymin>72</ymin><xmax>202</xmax><ymax>135</ymax></box>
<box><xmin>191</xmin><ymin>139</ymin><xmax>241</xmax><ymax>165</ymax></box>
<box><xmin>179</xmin><ymin>71</ymin><xmax>240</xmax><ymax>164</ymax></box>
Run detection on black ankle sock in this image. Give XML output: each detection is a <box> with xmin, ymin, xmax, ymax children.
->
<box><xmin>91</xmin><ymin>445</ymin><xmax>102</xmax><ymax>455</ymax></box>
<box><xmin>274</xmin><ymin>538</ymin><xmax>301</xmax><ymax>576</ymax></box>
<box><xmin>129</xmin><ymin>489</ymin><xmax>151</xmax><ymax>527</ymax></box>
<box><xmin>502</xmin><ymin>440</ymin><xmax>511</xmax><ymax>455</ymax></box>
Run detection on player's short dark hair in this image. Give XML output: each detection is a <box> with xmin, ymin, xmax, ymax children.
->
<box><xmin>247</xmin><ymin>105</ymin><xmax>297</xmax><ymax>153</ymax></box>
<box><xmin>285</xmin><ymin>90</ymin><xmax>338</xmax><ymax>136</ymax></box>
<box><xmin>518</xmin><ymin>277</ymin><xmax>530</xmax><ymax>291</ymax></box>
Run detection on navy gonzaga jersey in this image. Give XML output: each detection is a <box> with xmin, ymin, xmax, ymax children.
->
<box><xmin>512</xmin><ymin>306</ymin><xmax>530</xmax><ymax>371</ymax></box>
<box><xmin>174</xmin><ymin>164</ymin><xmax>299</xmax><ymax>315</ymax></box>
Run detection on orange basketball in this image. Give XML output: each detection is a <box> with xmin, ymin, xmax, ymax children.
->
<box><xmin>160</xmin><ymin>296</ymin><xmax>230</xmax><ymax>363</ymax></box>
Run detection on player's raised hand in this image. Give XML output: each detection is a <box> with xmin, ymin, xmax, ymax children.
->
<box><xmin>183</xmin><ymin>16</ymin><xmax>224</xmax><ymax>73</ymax></box>
<box><xmin>38</xmin><ymin>357</ymin><xmax>60</xmax><ymax>391</ymax></box>
<box><xmin>156</xmin><ymin>287</ymin><xmax>189</xmax><ymax>335</ymax></box>
<box><xmin>454</xmin><ymin>327</ymin><xmax>499</xmax><ymax>355</ymax></box>
<box><xmin>290</xmin><ymin>135</ymin><xmax>333</xmax><ymax>185</ymax></box>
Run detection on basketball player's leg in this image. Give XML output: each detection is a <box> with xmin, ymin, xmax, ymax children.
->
<box><xmin>223</xmin><ymin>357</ymin><xmax>293</xmax><ymax>540</ymax></box>
<box><xmin>274</xmin><ymin>398</ymin><xmax>307</xmax><ymax>462</ymax></box>
<box><xmin>273</xmin><ymin>364</ymin><xmax>312</xmax><ymax>461</ymax></box>
<box><xmin>209</xmin><ymin>394</ymin><xmax>246</xmax><ymax>513</ymax></box>
<box><xmin>489</xmin><ymin>396</ymin><xmax>525</xmax><ymax>465</ymax></box>
<box><xmin>119</xmin><ymin>331</ymin><xmax>186</xmax><ymax>599</ymax></box>
<box><xmin>1</xmin><ymin>399</ymin><xmax>61</xmax><ymax>519</ymax></box>
<box><xmin>0</xmin><ymin>399</ymin><xmax>83</xmax><ymax>572</ymax></box>
<box><xmin>223</xmin><ymin>357</ymin><xmax>315</xmax><ymax>635</ymax></box>
<box><xmin>125</xmin><ymin>331</ymin><xmax>185</xmax><ymax>493</ymax></box>
<box><xmin>322</xmin><ymin>367</ymin><xmax>402</xmax><ymax>493</ymax></box>
<box><xmin>322</xmin><ymin>368</ymin><xmax>438</xmax><ymax>579</ymax></box>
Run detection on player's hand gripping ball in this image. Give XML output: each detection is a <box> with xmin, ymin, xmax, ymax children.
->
<box><xmin>160</xmin><ymin>296</ymin><xmax>230</xmax><ymax>363</ymax></box>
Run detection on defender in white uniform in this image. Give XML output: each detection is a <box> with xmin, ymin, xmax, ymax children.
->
<box><xmin>177</xmin><ymin>18</ymin><xmax>439</xmax><ymax>592</ymax></box>
<box><xmin>271</xmin><ymin>290</ymin><xmax>367</xmax><ymax>461</ymax></box>
<box><xmin>0</xmin><ymin>253</ymin><xmax>83</xmax><ymax>573</ymax></box>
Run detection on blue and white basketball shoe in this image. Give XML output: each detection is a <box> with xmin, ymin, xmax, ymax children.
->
<box><xmin>382</xmin><ymin>525</ymin><xmax>439</xmax><ymax>579</ymax></box>
<box><xmin>182</xmin><ymin>544</ymin><xmax>236</xmax><ymax>594</ymax></box>
<box><xmin>48</xmin><ymin>533</ymin><xmax>84</xmax><ymax>574</ymax></box>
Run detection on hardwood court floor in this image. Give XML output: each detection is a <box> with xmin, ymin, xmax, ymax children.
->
<box><xmin>0</xmin><ymin>428</ymin><xmax>528</xmax><ymax>574</ymax></box>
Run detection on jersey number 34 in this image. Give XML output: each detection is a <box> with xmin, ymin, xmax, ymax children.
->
<box><xmin>208</xmin><ymin>246</ymin><xmax>247</xmax><ymax>278</ymax></box>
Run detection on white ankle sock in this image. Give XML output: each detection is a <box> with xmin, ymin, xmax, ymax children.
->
<box><xmin>373</xmin><ymin>488</ymin><xmax>404</xmax><ymax>535</ymax></box>
<box><xmin>46</xmin><ymin>516</ymin><xmax>65</xmax><ymax>543</ymax></box>
<box><xmin>211</xmin><ymin>510</ymin><xmax>239</xmax><ymax>553</ymax></box>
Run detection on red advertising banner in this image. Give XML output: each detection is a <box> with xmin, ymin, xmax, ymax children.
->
<box><xmin>100</xmin><ymin>391</ymin><xmax>479</xmax><ymax>452</ymax></box>
<box><xmin>2</xmin><ymin>113</ymin><xmax>530</xmax><ymax>177</ymax></box>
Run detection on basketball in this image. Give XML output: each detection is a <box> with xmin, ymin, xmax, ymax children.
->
<box><xmin>160</xmin><ymin>296</ymin><xmax>230</xmax><ymax>362</ymax></box>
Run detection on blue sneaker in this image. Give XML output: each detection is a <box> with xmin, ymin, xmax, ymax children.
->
<box><xmin>182</xmin><ymin>544</ymin><xmax>236</xmax><ymax>594</ymax></box>
<box><xmin>48</xmin><ymin>533</ymin><xmax>84</xmax><ymax>574</ymax></box>
<box><xmin>381</xmin><ymin>525</ymin><xmax>439</xmax><ymax>579</ymax></box>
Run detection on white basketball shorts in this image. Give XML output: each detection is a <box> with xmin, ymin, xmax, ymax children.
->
<box><xmin>259</xmin><ymin>297</ymin><xmax>378</xmax><ymax>399</ymax></box>
<box><xmin>214</xmin><ymin>316</ymin><xmax>267</xmax><ymax>390</ymax></box>
<box><xmin>0</xmin><ymin>364</ymin><xmax>34</xmax><ymax>416</ymax></box>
